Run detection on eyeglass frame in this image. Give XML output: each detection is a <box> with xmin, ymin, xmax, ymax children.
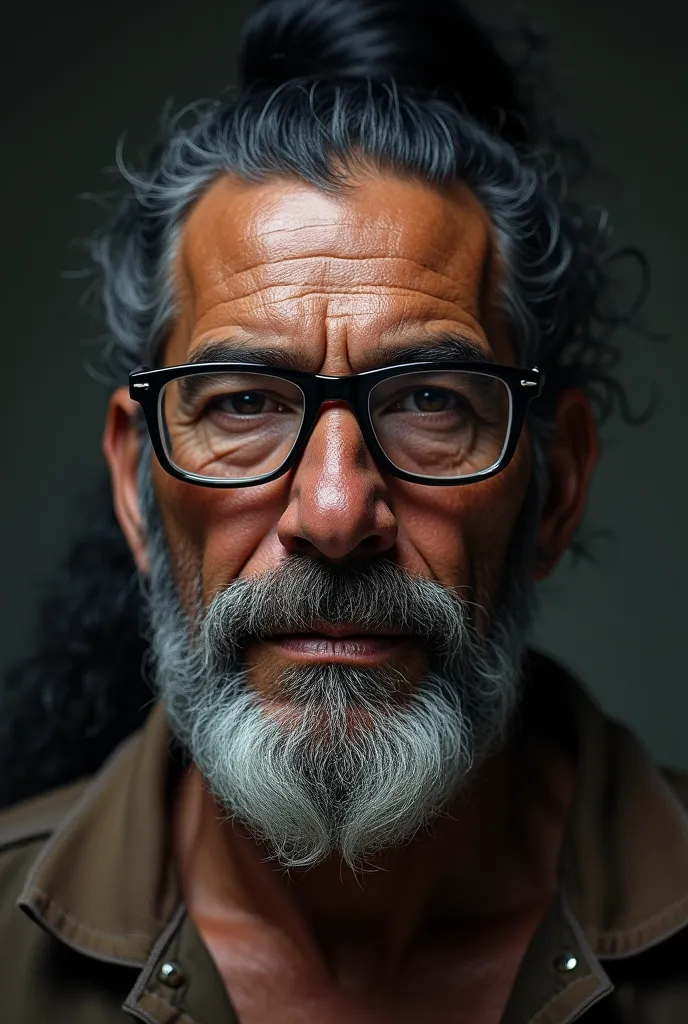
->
<box><xmin>129</xmin><ymin>360</ymin><xmax>544</xmax><ymax>488</ymax></box>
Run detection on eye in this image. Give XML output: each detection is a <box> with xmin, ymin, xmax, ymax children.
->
<box><xmin>213</xmin><ymin>391</ymin><xmax>283</xmax><ymax>415</ymax></box>
<box><xmin>403</xmin><ymin>387</ymin><xmax>460</xmax><ymax>413</ymax></box>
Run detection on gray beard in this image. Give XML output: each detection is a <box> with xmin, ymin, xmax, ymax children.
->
<box><xmin>139</xmin><ymin>454</ymin><xmax>540</xmax><ymax>870</ymax></box>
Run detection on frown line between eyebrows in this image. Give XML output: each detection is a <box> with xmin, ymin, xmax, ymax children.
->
<box><xmin>183</xmin><ymin>333</ymin><xmax>493</xmax><ymax>374</ymax></box>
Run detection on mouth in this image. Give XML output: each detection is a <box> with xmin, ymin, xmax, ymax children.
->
<box><xmin>264</xmin><ymin>624</ymin><xmax>409</xmax><ymax>665</ymax></box>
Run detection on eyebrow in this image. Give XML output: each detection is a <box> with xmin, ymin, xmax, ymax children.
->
<box><xmin>185</xmin><ymin>333</ymin><xmax>493</xmax><ymax>372</ymax></box>
<box><xmin>378</xmin><ymin>333</ymin><xmax>494</xmax><ymax>367</ymax></box>
<box><xmin>187</xmin><ymin>340</ymin><xmax>305</xmax><ymax>370</ymax></box>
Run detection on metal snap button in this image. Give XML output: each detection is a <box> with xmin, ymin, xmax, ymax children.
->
<box><xmin>554</xmin><ymin>952</ymin><xmax>578</xmax><ymax>972</ymax></box>
<box><xmin>158</xmin><ymin>961</ymin><xmax>185</xmax><ymax>988</ymax></box>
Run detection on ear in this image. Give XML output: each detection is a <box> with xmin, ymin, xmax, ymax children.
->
<box><xmin>533</xmin><ymin>389</ymin><xmax>599</xmax><ymax>580</ymax></box>
<box><xmin>103</xmin><ymin>387</ymin><xmax>150</xmax><ymax>575</ymax></box>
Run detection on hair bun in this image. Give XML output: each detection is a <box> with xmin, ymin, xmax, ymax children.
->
<box><xmin>239</xmin><ymin>0</ymin><xmax>527</xmax><ymax>143</ymax></box>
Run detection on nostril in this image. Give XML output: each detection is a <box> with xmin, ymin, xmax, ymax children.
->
<box><xmin>290</xmin><ymin>535</ymin><xmax>317</xmax><ymax>556</ymax></box>
<box><xmin>357</xmin><ymin>534</ymin><xmax>386</xmax><ymax>555</ymax></box>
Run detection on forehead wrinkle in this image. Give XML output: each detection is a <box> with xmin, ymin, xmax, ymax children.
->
<box><xmin>203</xmin><ymin>225</ymin><xmax>493</xmax><ymax>288</ymax></box>
<box><xmin>176</xmin><ymin>173</ymin><xmax>500</xmax><ymax>367</ymax></box>
<box><xmin>231</xmin><ymin>220</ymin><xmax>465</xmax><ymax>261</ymax></box>
<box><xmin>207</xmin><ymin>254</ymin><xmax>474</xmax><ymax>293</ymax></box>
<box><xmin>185</xmin><ymin>231</ymin><xmax>496</xmax><ymax>329</ymax></box>
<box><xmin>190</xmin><ymin>292</ymin><xmax>488</xmax><ymax>373</ymax></box>
<box><xmin>192</xmin><ymin>286</ymin><xmax>486</xmax><ymax>326</ymax></box>
<box><xmin>191</xmin><ymin>272</ymin><xmax>486</xmax><ymax>316</ymax></box>
<box><xmin>183</xmin><ymin>174</ymin><xmax>494</xmax><ymax>279</ymax></box>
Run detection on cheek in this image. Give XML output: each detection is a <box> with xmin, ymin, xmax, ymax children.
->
<box><xmin>460</xmin><ymin>444</ymin><xmax>533</xmax><ymax>599</ymax></box>
<box><xmin>393</xmin><ymin>443</ymin><xmax>531</xmax><ymax>602</ymax></box>
<box><xmin>152</xmin><ymin>462</ymin><xmax>291</xmax><ymax>605</ymax></box>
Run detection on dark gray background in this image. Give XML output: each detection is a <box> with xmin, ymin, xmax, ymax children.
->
<box><xmin>3</xmin><ymin>2</ymin><xmax>686</xmax><ymax>764</ymax></box>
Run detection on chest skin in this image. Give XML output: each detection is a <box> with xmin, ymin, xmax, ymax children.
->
<box><xmin>191</xmin><ymin>897</ymin><xmax>552</xmax><ymax>1024</ymax></box>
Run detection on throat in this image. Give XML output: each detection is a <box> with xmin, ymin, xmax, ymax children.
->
<box><xmin>171</xmin><ymin>726</ymin><xmax>575</xmax><ymax>994</ymax></box>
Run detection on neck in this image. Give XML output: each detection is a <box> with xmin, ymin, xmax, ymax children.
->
<box><xmin>171</xmin><ymin>720</ymin><xmax>575</xmax><ymax>979</ymax></box>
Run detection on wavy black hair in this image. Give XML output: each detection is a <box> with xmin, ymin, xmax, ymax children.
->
<box><xmin>0</xmin><ymin>0</ymin><xmax>649</xmax><ymax>809</ymax></box>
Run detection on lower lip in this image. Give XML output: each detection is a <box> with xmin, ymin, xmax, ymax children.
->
<box><xmin>268</xmin><ymin>634</ymin><xmax>406</xmax><ymax>665</ymax></box>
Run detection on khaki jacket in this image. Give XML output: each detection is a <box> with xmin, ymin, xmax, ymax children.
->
<box><xmin>1</xmin><ymin>652</ymin><xmax>688</xmax><ymax>1023</ymax></box>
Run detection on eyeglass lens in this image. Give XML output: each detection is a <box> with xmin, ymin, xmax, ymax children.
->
<box><xmin>159</xmin><ymin>370</ymin><xmax>512</xmax><ymax>483</ymax></box>
<box><xmin>369</xmin><ymin>370</ymin><xmax>511</xmax><ymax>479</ymax></box>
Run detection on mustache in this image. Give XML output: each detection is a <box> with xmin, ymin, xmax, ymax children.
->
<box><xmin>201</xmin><ymin>556</ymin><xmax>473</xmax><ymax>658</ymax></box>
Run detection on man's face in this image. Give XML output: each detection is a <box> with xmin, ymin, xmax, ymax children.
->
<box><xmin>157</xmin><ymin>172</ymin><xmax>530</xmax><ymax>683</ymax></box>
<box><xmin>105</xmin><ymin>170</ymin><xmax>595</xmax><ymax>867</ymax></box>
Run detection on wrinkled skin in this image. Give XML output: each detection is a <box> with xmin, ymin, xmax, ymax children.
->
<box><xmin>105</xmin><ymin>172</ymin><xmax>597</xmax><ymax>1023</ymax></box>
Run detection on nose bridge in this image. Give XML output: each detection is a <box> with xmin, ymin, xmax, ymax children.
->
<box><xmin>304</xmin><ymin>400</ymin><xmax>370</xmax><ymax>477</ymax></box>
<box><xmin>278</xmin><ymin>385</ymin><xmax>397</xmax><ymax>561</ymax></box>
<box><xmin>301</xmin><ymin>372</ymin><xmax>368</xmax><ymax>468</ymax></box>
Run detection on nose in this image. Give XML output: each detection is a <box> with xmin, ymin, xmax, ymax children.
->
<box><xmin>277</xmin><ymin>404</ymin><xmax>397</xmax><ymax>562</ymax></box>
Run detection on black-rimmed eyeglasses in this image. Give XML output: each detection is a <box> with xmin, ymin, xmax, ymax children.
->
<box><xmin>129</xmin><ymin>361</ymin><xmax>544</xmax><ymax>488</ymax></box>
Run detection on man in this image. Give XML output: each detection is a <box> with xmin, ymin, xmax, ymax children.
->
<box><xmin>1</xmin><ymin>1</ymin><xmax>686</xmax><ymax>1021</ymax></box>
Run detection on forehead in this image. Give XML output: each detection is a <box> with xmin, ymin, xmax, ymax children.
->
<box><xmin>171</xmin><ymin>171</ymin><xmax>501</xmax><ymax>368</ymax></box>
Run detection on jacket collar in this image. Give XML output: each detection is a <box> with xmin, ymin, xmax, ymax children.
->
<box><xmin>16</xmin><ymin>654</ymin><xmax>688</xmax><ymax>986</ymax></box>
<box><xmin>17</xmin><ymin>702</ymin><xmax>178</xmax><ymax>966</ymax></box>
<box><xmin>544</xmin><ymin>654</ymin><xmax>688</xmax><ymax>958</ymax></box>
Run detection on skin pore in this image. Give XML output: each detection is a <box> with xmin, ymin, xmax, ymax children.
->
<box><xmin>105</xmin><ymin>171</ymin><xmax>598</xmax><ymax>1023</ymax></box>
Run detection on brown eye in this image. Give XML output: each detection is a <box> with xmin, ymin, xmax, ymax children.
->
<box><xmin>234</xmin><ymin>392</ymin><xmax>264</xmax><ymax>414</ymax></box>
<box><xmin>218</xmin><ymin>391</ymin><xmax>270</xmax><ymax>415</ymax></box>
<box><xmin>409</xmin><ymin>388</ymin><xmax>458</xmax><ymax>413</ymax></box>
